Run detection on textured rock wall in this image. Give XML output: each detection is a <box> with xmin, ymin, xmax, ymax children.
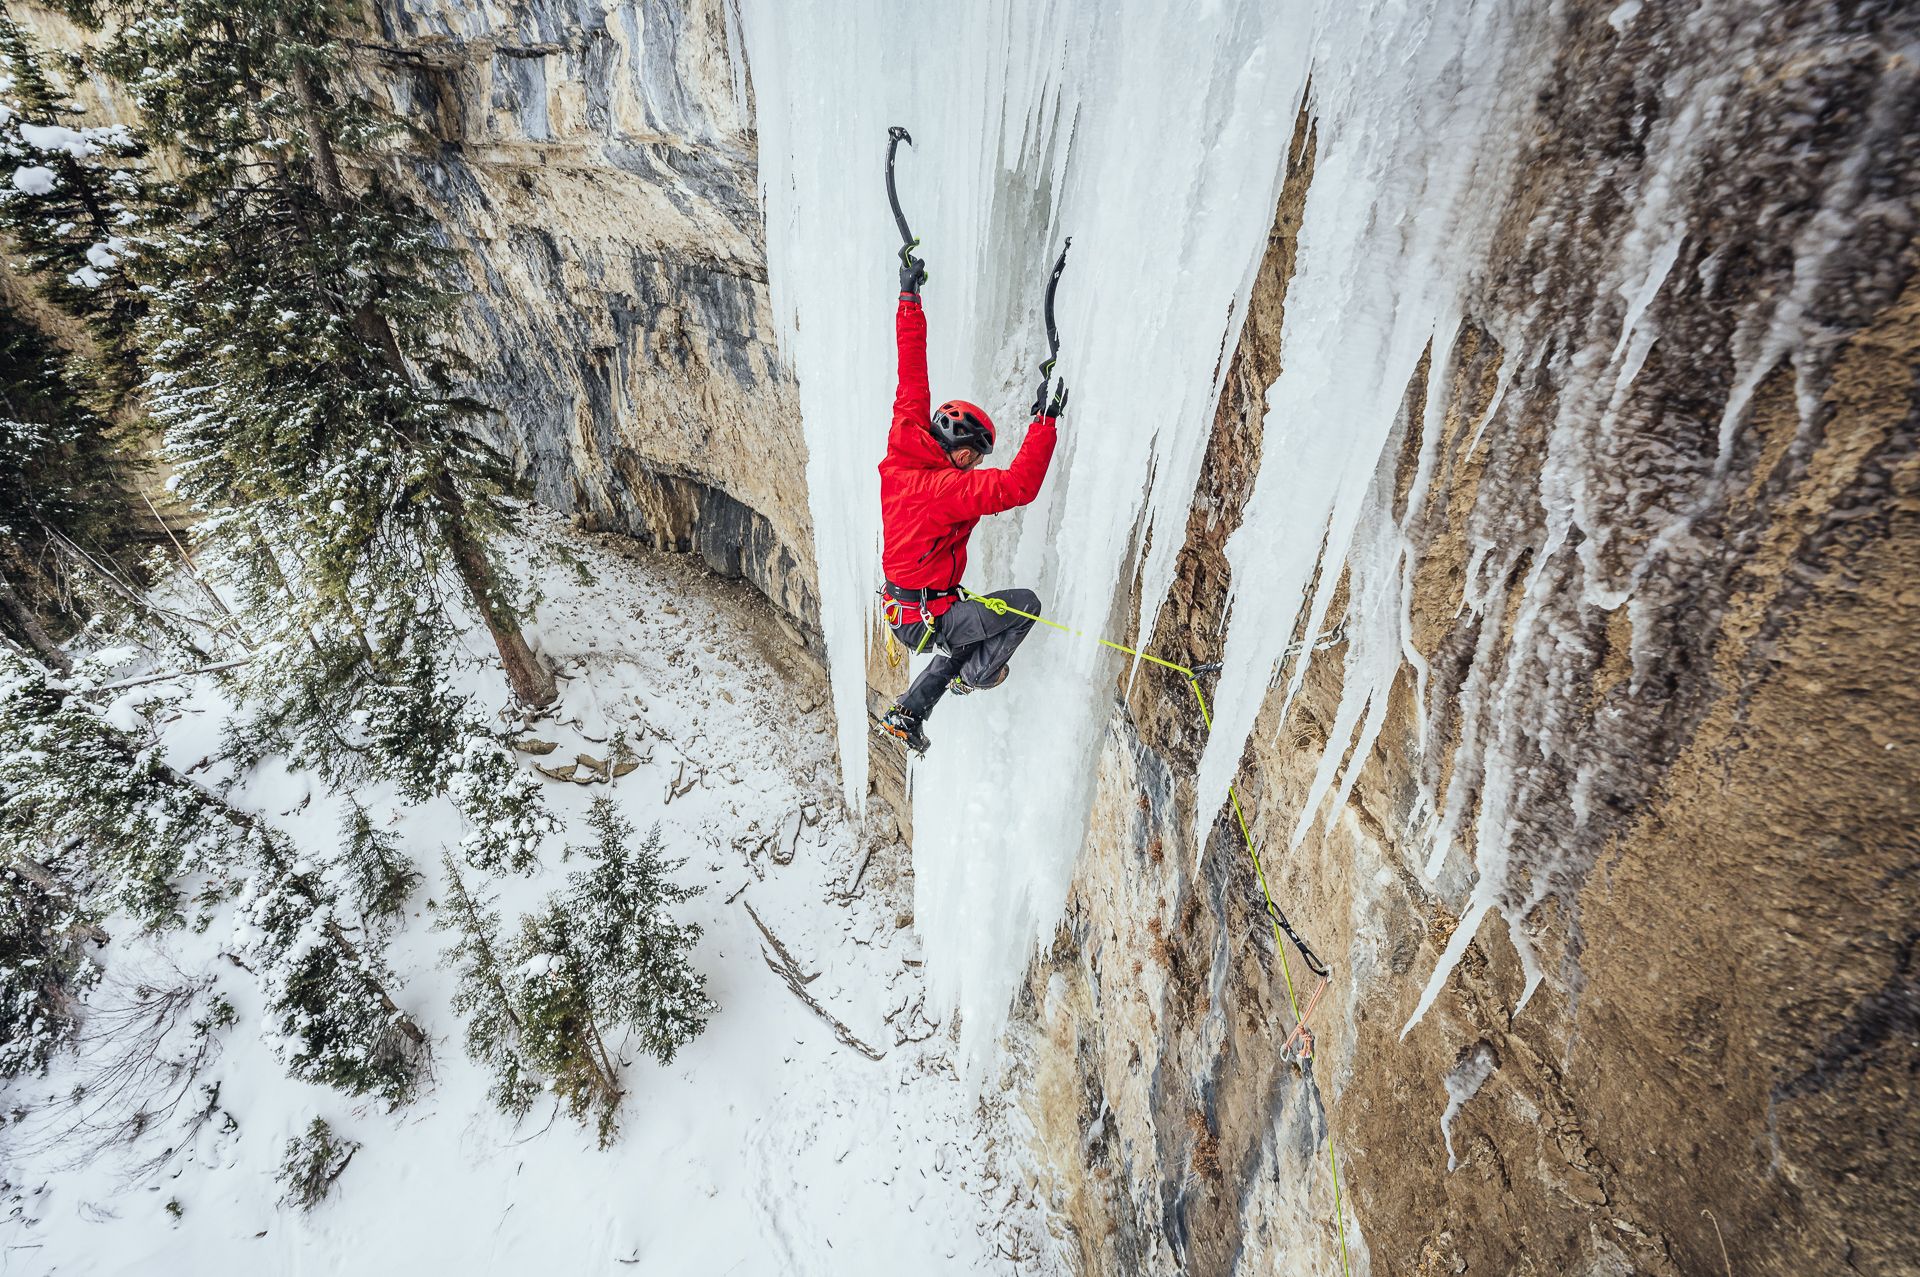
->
<box><xmin>346</xmin><ymin>0</ymin><xmax>817</xmax><ymax>628</ymax></box>
<box><xmin>1010</xmin><ymin>5</ymin><xmax>1920</xmax><ymax>1275</ymax></box>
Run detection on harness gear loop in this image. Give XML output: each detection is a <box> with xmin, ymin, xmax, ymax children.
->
<box><xmin>879</xmin><ymin>584</ymin><xmax>945</xmax><ymax>658</ymax></box>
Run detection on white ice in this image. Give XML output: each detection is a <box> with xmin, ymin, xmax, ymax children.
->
<box><xmin>1440</xmin><ymin>1042</ymin><xmax>1497</xmax><ymax>1171</ymax></box>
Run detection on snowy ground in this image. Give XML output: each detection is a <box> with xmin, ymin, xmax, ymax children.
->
<box><xmin>2</xmin><ymin>511</ymin><xmax>1058</xmax><ymax>1275</ymax></box>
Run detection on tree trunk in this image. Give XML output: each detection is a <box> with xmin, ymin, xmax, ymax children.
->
<box><xmin>584</xmin><ymin>1014</ymin><xmax>625</xmax><ymax>1110</ymax></box>
<box><xmin>442</xmin><ymin>496</ymin><xmax>557</xmax><ymax>708</ymax></box>
<box><xmin>0</xmin><ymin>569</ymin><xmax>72</xmax><ymax>674</ymax></box>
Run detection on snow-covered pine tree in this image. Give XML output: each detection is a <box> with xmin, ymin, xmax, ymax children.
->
<box><xmin>339</xmin><ymin>802</ymin><xmax>416</xmax><ymax>926</ymax></box>
<box><xmin>0</xmin><ymin>649</ymin><xmax>249</xmax><ymax>926</ymax></box>
<box><xmin>0</xmin><ymin>20</ymin><xmax>164</xmax><ymax>667</ymax></box>
<box><xmin>275</xmin><ymin>1117</ymin><xmax>358</xmax><ymax>1210</ymax></box>
<box><xmin>230</xmin><ymin>833</ymin><xmax>427</xmax><ymax>1106</ymax></box>
<box><xmin>433</xmin><ymin>853</ymin><xmax>543</xmax><ymax>1119</ymax></box>
<box><xmin>505</xmin><ymin>903</ymin><xmax>625</xmax><ymax>1145</ymax></box>
<box><xmin>0</xmin><ymin>13</ymin><xmax>146</xmax><ymax>392</ymax></box>
<box><xmin>561</xmin><ymin>800</ymin><xmax>714</xmax><ymax>1067</ymax></box>
<box><xmin>449</xmin><ymin>726</ymin><xmax>559</xmax><ymax>877</ymax></box>
<box><xmin>502</xmin><ymin>800</ymin><xmax>713</xmax><ymax>1145</ymax></box>
<box><xmin>0</xmin><ymin>305</ymin><xmax>135</xmax><ymax>672</ymax></box>
<box><xmin>67</xmin><ymin>0</ymin><xmax>554</xmax><ymax>797</ymax></box>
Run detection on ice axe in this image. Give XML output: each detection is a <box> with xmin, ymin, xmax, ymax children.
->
<box><xmin>1029</xmin><ymin>237</ymin><xmax>1072</xmax><ymax>418</ymax></box>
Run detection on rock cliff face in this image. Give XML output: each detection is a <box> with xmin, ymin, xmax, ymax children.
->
<box><xmin>347</xmin><ymin>0</ymin><xmax>818</xmax><ymax>629</ymax></box>
<box><xmin>1008</xmin><ymin>5</ymin><xmax>1920</xmax><ymax>1275</ymax></box>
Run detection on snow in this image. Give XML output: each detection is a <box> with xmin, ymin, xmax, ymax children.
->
<box><xmin>4</xmin><ymin>514</ymin><xmax>1054</xmax><ymax>1274</ymax></box>
<box><xmin>12</xmin><ymin>163</ymin><xmax>56</xmax><ymax>194</ymax></box>
<box><xmin>740</xmin><ymin>0</ymin><xmax>1315</xmax><ymax>1076</ymax></box>
<box><xmin>18</xmin><ymin>121</ymin><xmax>94</xmax><ymax>157</ymax></box>
<box><xmin>85</xmin><ymin>238</ymin><xmax>124</xmax><ymax>270</ymax></box>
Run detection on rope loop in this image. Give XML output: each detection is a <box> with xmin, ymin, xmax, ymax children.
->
<box><xmin>980</xmin><ymin>595</ymin><xmax>1010</xmax><ymax>616</ymax></box>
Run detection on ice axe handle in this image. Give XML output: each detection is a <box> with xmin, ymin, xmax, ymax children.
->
<box><xmin>885</xmin><ymin>126</ymin><xmax>915</xmax><ymax>247</ymax></box>
<box><xmin>1043</xmin><ymin>236</ymin><xmax>1072</xmax><ymax>363</ymax></box>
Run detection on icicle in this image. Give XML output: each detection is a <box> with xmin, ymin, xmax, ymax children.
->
<box><xmin>1401</xmin><ymin>897</ymin><xmax>1489</xmax><ymax>1039</ymax></box>
<box><xmin>1440</xmin><ymin>1042</ymin><xmax>1497</xmax><ymax>1171</ymax></box>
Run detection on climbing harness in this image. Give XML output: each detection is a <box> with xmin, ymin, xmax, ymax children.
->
<box><xmin>880</xmin><ymin>581</ymin><xmax>958</xmax><ymax>668</ymax></box>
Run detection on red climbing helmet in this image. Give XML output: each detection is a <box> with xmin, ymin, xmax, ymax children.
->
<box><xmin>931</xmin><ymin>399</ymin><xmax>994</xmax><ymax>456</ymax></box>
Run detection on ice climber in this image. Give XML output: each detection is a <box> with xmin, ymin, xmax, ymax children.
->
<box><xmin>878</xmin><ymin>241</ymin><xmax>1067</xmax><ymax>756</ymax></box>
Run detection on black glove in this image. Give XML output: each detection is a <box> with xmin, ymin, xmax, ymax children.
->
<box><xmin>899</xmin><ymin>239</ymin><xmax>926</xmax><ymax>294</ymax></box>
<box><xmin>1032</xmin><ymin>356</ymin><xmax>1069</xmax><ymax>418</ymax></box>
<box><xmin>1032</xmin><ymin>375</ymin><xmax>1068</xmax><ymax>419</ymax></box>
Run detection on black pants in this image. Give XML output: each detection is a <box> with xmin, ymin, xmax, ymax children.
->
<box><xmin>891</xmin><ymin>587</ymin><xmax>1041</xmax><ymax>719</ymax></box>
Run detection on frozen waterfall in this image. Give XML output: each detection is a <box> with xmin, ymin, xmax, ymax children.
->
<box><xmin>739</xmin><ymin>0</ymin><xmax>1314</xmax><ymax>1068</ymax></box>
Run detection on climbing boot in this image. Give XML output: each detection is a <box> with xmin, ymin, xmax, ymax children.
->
<box><xmin>880</xmin><ymin>704</ymin><xmax>931</xmax><ymax>755</ymax></box>
<box><xmin>949</xmin><ymin>664</ymin><xmax>1011</xmax><ymax>696</ymax></box>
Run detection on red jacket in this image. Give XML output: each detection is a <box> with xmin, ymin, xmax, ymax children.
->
<box><xmin>879</xmin><ymin>295</ymin><xmax>1057</xmax><ymax>610</ymax></box>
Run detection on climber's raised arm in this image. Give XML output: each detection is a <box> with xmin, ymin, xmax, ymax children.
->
<box><xmin>893</xmin><ymin>242</ymin><xmax>930</xmax><ymax>427</ymax></box>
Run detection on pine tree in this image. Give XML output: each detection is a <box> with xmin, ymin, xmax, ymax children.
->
<box><xmin>275</xmin><ymin>1117</ymin><xmax>358</xmax><ymax>1210</ymax></box>
<box><xmin>230</xmin><ymin>838</ymin><xmax>427</xmax><ymax>1106</ymax></box>
<box><xmin>560</xmin><ymin>801</ymin><xmax>713</xmax><ymax>1067</ymax></box>
<box><xmin>506</xmin><ymin>904</ymin><xmax>625</xmax><ymax>1145</ymax></box>
<box><xmin>339</xmin><ymin>802</ymin><xmax>416</xmax><ymax>926</ymax></box>
<box><xmin>0</xmin><ymin>305</ymin><xmax>128</xmax><ymax>671</ymax></box>
<box><xmin>0</xmin><ymin>649</ymin><xmax>249</xmax><ymax>925</ymax></box>
<box><xmin>433</xmin><ymin>853</ymin><xmax>542</xmax><ymax>1120</ymax></box>
<box><xmin>0</xmin><ymin>649</ymin><xmax>428</xmax><ymax>1103</ymax></box>
<box><xmin>449</xmin><ymin>727</ymin><xmax>558</xmax><ymax>877</ymax></box>
<box><xmin>75</xmin><ymin>0</ymin><xmax>557</xmax><ymax>746</ymax></box>
<box><xmin>500</xmin><ymin>801</ymin><xmax>713</xmax><ymax>1145</ymax></box>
